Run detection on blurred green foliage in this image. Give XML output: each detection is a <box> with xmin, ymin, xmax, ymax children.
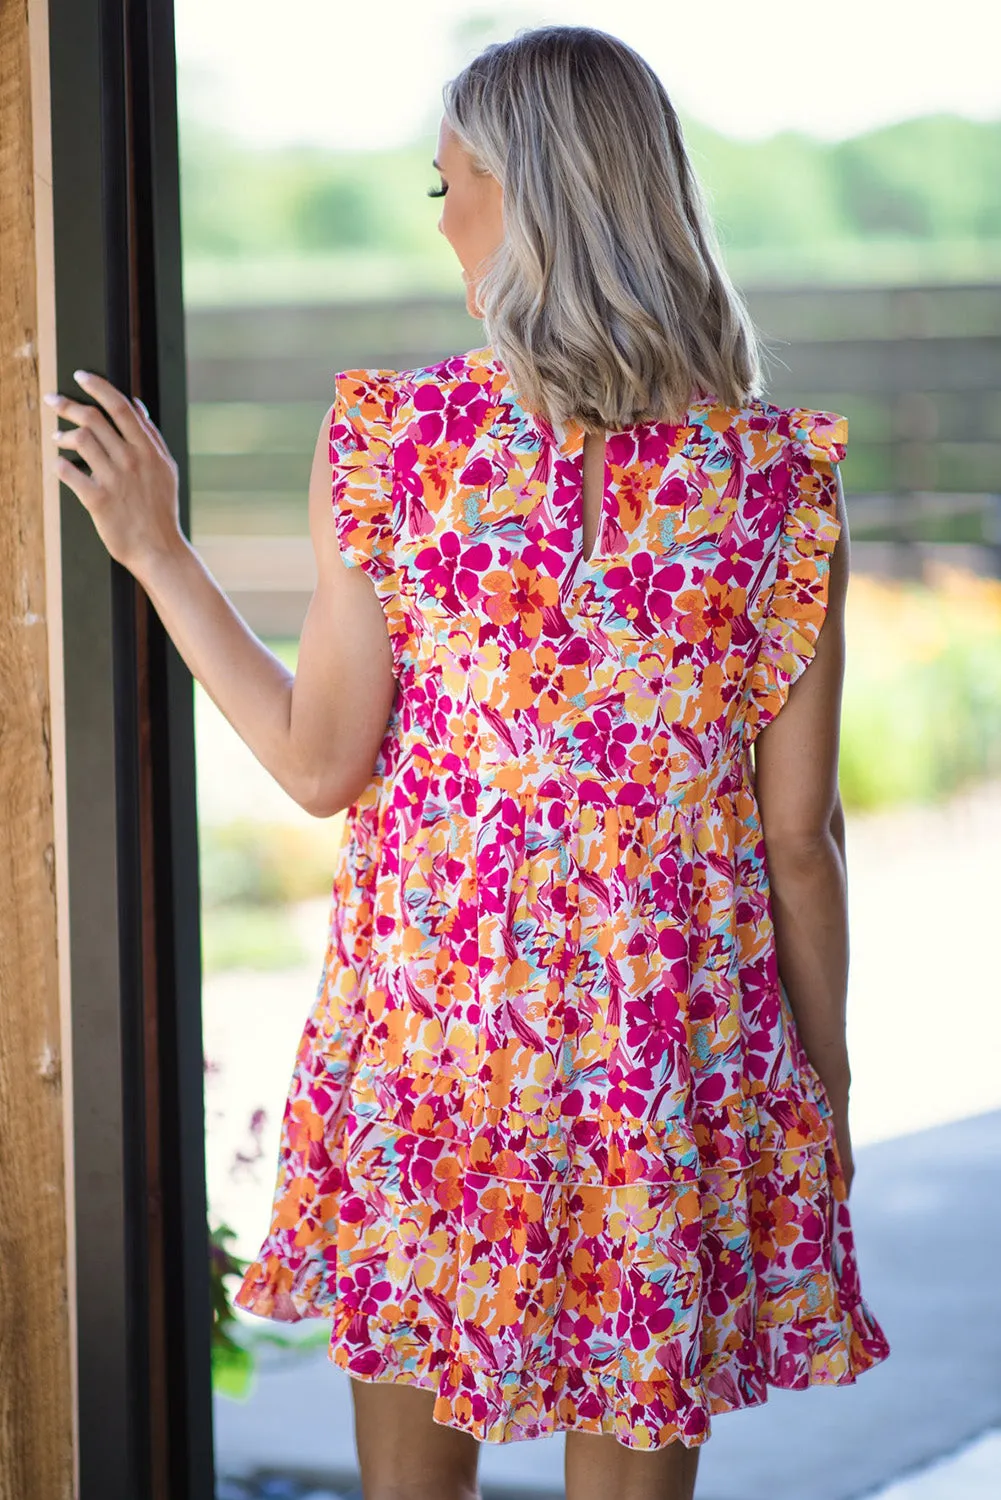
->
<box><xmin>201</xmin><ymin>904</ymin><xmax>308</xmax><ymax>974</ymax></box>
<box><xmin>839</xmin><ymin>571</ymin><xmax>1001</xmax><ymax>809</ymax></box>
<box><xmin>209</xmin><ymin>1223</ymin><xmax>255</xmax><ymax>1397</ymax></box>
<box><xmin>179</xmin><ymin>113</ymin><xmax>1001</xmax><ymax>301</ymax></box>
<box><xmin>199</xmin><ymin>814</ymin><xmax>337</xmax><ymax>973</ymax></box>
<box><xmin>200</xmin><ymin>818</ymin><xmax>335</xmax><ymax>908</ymax></box>
<box><xmin>685</xmin><ymin>114</ymin><xmax>1001</xmax><ymax>252</ymax></box>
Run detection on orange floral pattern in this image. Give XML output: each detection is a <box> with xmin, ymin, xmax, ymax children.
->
<box><xmin>236</xmin><ymin>347</ymin><xmax>890</xmax><ymax>1449</ymax></box>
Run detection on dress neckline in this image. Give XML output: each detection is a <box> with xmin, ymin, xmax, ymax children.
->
<box><xmin>464</xmin><ymin>343</ymin><xmax>722</xmax><ymax>455</ymax></box>
<box><xmin>465</xmin><ymin>345</ymin><xmax>585</xmax><ymax>456</ymax></box>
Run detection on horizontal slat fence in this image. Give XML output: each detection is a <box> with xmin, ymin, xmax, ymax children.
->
<box><xmin>185</xmin><ymin>285</ymin><xmax>1001</xmax><ymax>634</ymax></box>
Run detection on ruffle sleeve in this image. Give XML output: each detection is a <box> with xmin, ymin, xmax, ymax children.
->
<box><xmin>329</xmin><ymin>369</ymin><xmax>410</xmax><ymax>677</ymax></box>
<box><xmin>743</xmin><ymin>408</ymin><xmax>847</xmax><ymax>743</ymax></box>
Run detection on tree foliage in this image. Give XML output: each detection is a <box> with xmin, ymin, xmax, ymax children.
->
<box><xmin>178</xmin><ymin>112</ymin><xmax>1001</xmax><ymax>292</ymax></box>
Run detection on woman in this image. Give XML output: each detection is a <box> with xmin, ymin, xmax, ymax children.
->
<box><xmin>46</xmin><ymin>25</ymin><xmax>890</xmax><ymax>1500</ymax></box>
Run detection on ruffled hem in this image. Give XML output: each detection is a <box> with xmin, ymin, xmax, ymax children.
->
<box><xmin>235</xmin><ymin>1262</ymin><xmax>327</xmax><ymax>1323</ymax></box>
<box><xmin>234</xmin><ymin>1271</ymin><xmax>888</xmax><ymax>1450</ymax></box>
<box><xmin>235</xmin><ymin>1112</ymin><xmax>891</xmax><ymax>1448</ymax></box>
<box><xmin>310</xmin><ymin>1289</ymin><xmax>888</xmax><ymax>1450</ymax></box>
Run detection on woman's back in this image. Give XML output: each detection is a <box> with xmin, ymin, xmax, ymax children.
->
<box><xmin>236</xmin><ymin>345</ymin><xmax>889</xmax><ymax>1447</ymax></box>
<box><xmin>332</xmin><ymin>344</ymin><xmax>843</xmax><ymax>772</ymax></box>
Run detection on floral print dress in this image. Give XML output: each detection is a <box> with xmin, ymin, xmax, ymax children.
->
<box><xmin>235</xmin><ymin>346</ymin><xmax>890</xmax><ymax>1450</ymax></box>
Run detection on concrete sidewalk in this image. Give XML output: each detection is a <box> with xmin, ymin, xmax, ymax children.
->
<box><xmin>214</xmin><ymin>1109</ymin><xmax>1001</xmax><ymax>1500</ymax></box>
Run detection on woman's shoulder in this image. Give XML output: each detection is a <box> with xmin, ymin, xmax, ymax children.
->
<box><xmin>332</xmin><ymin>359</ymin><xmax>847</xmax><ymax>467</ymax></box>
<box><xmin>688</xmin><ymin>392</ymin><xmax>848</xmax><ymax>465</ymax></box>
<box><xmin>333</xmin><ymin>347</ymin><xmax>501</xmax><ymax>420</ymax></box>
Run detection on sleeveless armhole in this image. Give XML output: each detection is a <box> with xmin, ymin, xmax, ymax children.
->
<box><xmin>329</xmin><ymin>369</ymin><xmax>410</xmax><ymax>677</ymax></box>
<box><xmin>743</xmin><ymin>409</ymin><xmax>847</xmax><ymax>744</ymax></box>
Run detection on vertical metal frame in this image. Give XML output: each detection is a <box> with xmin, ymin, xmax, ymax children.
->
<box><xmin>48</xmin><ymin>1</ymin><xmax>214</xmax><ymax>1495</ymax></box>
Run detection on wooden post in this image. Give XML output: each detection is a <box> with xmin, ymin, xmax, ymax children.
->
<box><xmin>0</xmin><ymin>0</ymin><xmax>77</xmax><ymax>1496</ymax></box>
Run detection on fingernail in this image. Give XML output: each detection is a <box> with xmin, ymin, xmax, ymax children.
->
<box><xmin>43</xmin><ymin>392</ymin><xmax>61</xmax><ymax>406</ymax></box>
<box><xmin>73</xmin><ymin>369</ymin><xmax>91</xmax><ymax>384</ymax></box>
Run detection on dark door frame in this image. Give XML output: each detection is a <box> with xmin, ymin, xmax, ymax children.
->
<box><xmin>49</xmin><ymin>2</ymin><xmax>214</xmax><ymax>1495</ymax></box>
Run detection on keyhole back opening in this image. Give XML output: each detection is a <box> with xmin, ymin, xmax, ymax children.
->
<box><xmin>581</xmin><ymin>429</ymin><xmax>609</xmax><ymax>565</ymax></box>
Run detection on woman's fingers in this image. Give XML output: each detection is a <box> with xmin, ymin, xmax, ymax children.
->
<box><xmin>42</xmin><ymin>371</ymin><xmax>182</xmax><ymax>574</ymax></box>
<box><xmin>52</xmin><ymin>421</ymin><xmax>119</xmax><ymax>485</ymax></box>
<box><xmin>44</xmin><ymin>375</ymin><xmax>166</xmax><ymax>464</ymax></box>
<box><xmin>132</xmin><ymin>397</ymin><xmax>173</xmax><ymax>462</ymax></box>
<box><xmin>53</xmin><ymin>453</ymin><xmax>100</xmax><ymax>507</ymax></box>
<box><xmin>45</xmin><ymin>391</ymin><xmax>129</xmax><ymax>461</ymax></box>
<box><xmin>72</xmin><ymin>369</ymin><xmax>148</xmax><ymax>447</ymax></box>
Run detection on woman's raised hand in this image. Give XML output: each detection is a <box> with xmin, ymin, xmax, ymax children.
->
<box><xmin>44</xmin><ymin>371</ymin><xmax>182</xmax><ymax>579</ymax></box>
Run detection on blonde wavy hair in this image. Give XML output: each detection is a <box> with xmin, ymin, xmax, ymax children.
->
<box><xmin>443</xmin><ymin>26</ymin><xmax>761</xmax><ymax>431</ymax></box>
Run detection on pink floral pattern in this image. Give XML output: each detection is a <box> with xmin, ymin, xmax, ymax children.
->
<box><xmin>235</xmin><ymin>347</ymin><xmax>890</xmax><ymax>1449</ymax></box>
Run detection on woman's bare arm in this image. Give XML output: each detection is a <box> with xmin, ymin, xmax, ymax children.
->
<box><xmin>47</xmin><ymin>372</ymin><xmax>397</xmax><ymax>817</ymax></box>
<box><xmin>752</xmin><ymin>467</ymin><xmax>854</xmax><ymax>1188</ymax></box>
